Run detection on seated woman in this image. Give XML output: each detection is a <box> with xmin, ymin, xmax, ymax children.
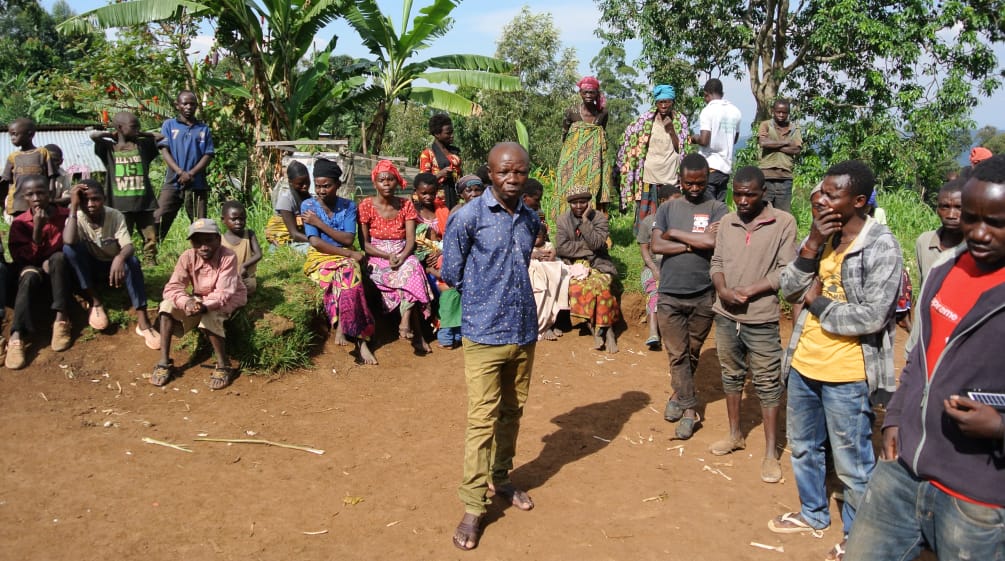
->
<box><xmin>555</xmin><ymin>185</ymin><xmax>621</xmax><ymax>353</ymax></box>
<box><xmin>359</xmin><ymin>160</ymin><xmax>434</xmax><ymax>354</ymax></box>
<box><xmin>265</xmin><ymin>161</ymin><xmax>312</xmax><ymax>253</ymax></box>
<box><xmin>301</xmin><ymin>158</ymin><xmax>377</xmax><ymax>365</ymax></box>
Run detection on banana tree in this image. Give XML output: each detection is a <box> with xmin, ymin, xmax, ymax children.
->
<box><xmin>57</xmin><ymin>0</ymin><xmax>349</xmax><ymax>141</ymax></box>
<box><xmin>343</xmin><ymin>0</ymin><xmax>522</xmax><ymax>154</ymax></box>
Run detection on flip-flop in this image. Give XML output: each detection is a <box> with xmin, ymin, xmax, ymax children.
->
<box><xmin>452</xmin><ymin>513</ymin><xmax>482</xmax><ymax>551</ymax></box>
<box><xmin>494</xmin><ymin>484</ymin><xmax>534</xmax><ymax>511</ymax></box>
<box><xmin>768</xmin><ymin>512</ymin><xmax>826</xmax><ymax>534</ymax></box>
<box><xmin>825</xmin><ymin>538</ymin><xmax>847</xmax><ymax>561</ymax></box>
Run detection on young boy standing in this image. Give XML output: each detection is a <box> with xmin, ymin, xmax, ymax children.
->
<box><xmin>62</xmin><ymin>180</ymin><xmax>159</xmax><ymax>349</ymax></box>
<box><xmin>637</xmin><ymin>184</ymin><xmax>678</xmax><ymax>349</ymax></box>
<box><xmin>155</xmin><ymin>91</ymin><xmax>215</xmax><ymax>240</ymax></box>
<box><xmin>220</xmin><ymin>200</ymin><xmax>262</xmax><ymax>295</ymax></box>
<box><xmin>2</xmin><ymin>118</ymin><xmax>57</xmax><ymax>219</ymax></box>
<box><xmin>708</xmin><ymin>166</ymin><xmax>797</xmax><ymax>483</ymax></box>
<box><xmin>915</xmin><ymin>179</ymin><xmax>964</xmax><ymax>283</ymax></box>
<box><xmin>756</xmin><ymin>99</ymin><xmax>802</xmax><ymax>213</ymax></box>
<box><xmin>44</xmin><ymin>144</ymin><xmax>72</xmax><ymax>206</ymax></box>
<box><xmin>91</xmin><ymin>111</ymin><xmax>161</xmax><ymax>264</ymax></box>
<box><xmin>6</xmin><ymin>176</ymin><xmax>72</xmax><ymax>369</ymax></box>
<box><xmin>152</xmin><ymin>219</ymin><xmax>246</xmax><ymax>390</ymax></box>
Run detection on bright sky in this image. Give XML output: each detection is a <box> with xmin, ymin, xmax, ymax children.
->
<box><xmin>47</xmin><ymin>0</ymin><xmax>1005</xmax><ymax>130</ymax></box>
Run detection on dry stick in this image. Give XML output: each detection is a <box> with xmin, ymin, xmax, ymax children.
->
<box><xmin>194</xmin><ymin>437</ymin><xmax>325</xmax><ymax>455</ymax></box>
<box><xmin>142</xmin><ymin>437</ymin><xmax>193</xmax><ymax>453</ymax></box>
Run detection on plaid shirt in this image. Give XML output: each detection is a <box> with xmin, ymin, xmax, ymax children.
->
<box><xmin>781</xmin><ymin>217</ymin><xmax>903</xmax><ymax>401</ymax></box>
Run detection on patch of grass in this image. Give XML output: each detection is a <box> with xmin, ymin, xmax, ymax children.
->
<box><xmin>142</xmin><ymin>199</ymin><xmax>323</xmax><ymax>374</ymax></box>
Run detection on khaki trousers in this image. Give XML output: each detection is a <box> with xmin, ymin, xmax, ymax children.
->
<box><xmin>457</xmin><ymin>339</ymin><xmax>535</xmax><ymax>515</ymax></box>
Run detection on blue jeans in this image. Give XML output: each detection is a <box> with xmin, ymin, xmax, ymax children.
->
<box><xmin>787</xmin><ymin>368</ymin><xmax>875</xmax><ymax>535</ymax></box>
<box><xmin>63</xmin><ymin>244</ymin><xmax>147</xmax><ymax>310</ymax></box>
<box><xmin>845</xmin><ymin>459</ymin><xmax>1005</xmax><ymax>560</ymax></box>
<box><xmin>437</xmin><ymin>326</ymin><xmax>462</xmax><ymax>347</ymax></box>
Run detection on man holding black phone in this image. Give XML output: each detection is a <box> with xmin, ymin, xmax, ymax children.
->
<box><xmin>845</xmin><ymin>155</ymin><xmax>1005</xmax><ymax>560</ymax></box>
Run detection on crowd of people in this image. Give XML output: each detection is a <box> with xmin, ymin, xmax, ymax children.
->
<box><xmin>3</xmin><ymin>80</ymin><xmax>1003</xmax><ymax>560</ymax></box>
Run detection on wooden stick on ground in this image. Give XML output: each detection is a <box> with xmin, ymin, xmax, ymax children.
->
<box><xmin>142</xmin><ymin>437</ymin><xmax>193</xmax><ymax>453</ymax></box>
<box><xmin>194</xmin><ymin>437</ymin><xmax>325</xmax><ymax>455</ymax></box>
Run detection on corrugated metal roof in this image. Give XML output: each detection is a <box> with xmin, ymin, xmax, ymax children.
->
<box><xmin>0</xmin><ymin>130</ymin><xmax>107</xmax><ymax>176</ymax></box>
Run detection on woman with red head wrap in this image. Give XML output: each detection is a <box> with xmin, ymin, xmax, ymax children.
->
<box><xmin>359</xmin><ymin>160</ymin><xmax>434</xmax><ymax>353</ymax></box>
<box><xmin>555</xmin><ymin>76</ymin><xmax>613</xmax><ymax>226</ymax></box>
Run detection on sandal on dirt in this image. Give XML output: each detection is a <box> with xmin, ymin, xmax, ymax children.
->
<box><xmin>494</xmin><ymin>484</ymin><xmax>535</xmax><ymax>511</ymax></box>
<box><xmin>452</xmin><ymin>512</ymin><xmax>483</xmax><ymax>551</ymax></box>
<box><xmin>150</xmin><ymin>361</ymin><xmax>173</xmax><ymax>387</ymax></box>
<box><xmin>825</xmin><ymin>538</ymin><xmax>847</xmax><ymax>561</ymax></box>
<box><xmin>769</xmin><ymin>512</ymin><xmax>826</xmax><ymax>534</ymax></box>
<box><xmin>208</xmin><ymin>367</ymin><xmax>234</xmax><ymax>391</ymax></box>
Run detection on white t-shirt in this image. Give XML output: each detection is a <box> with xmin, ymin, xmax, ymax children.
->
<box><xmin>698</xmin><ymin>99</ymin><xmax>742</xmax><ymax>174</ymax></box>
<box><xmin>75</xmin><ymin>207</ymin><xmax>132</xmax><ymax>261</ymax></box>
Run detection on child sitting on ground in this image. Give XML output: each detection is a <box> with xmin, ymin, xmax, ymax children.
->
<box><xmin>264</xmin><ymin>161</ymin><xmax>312</xmax><ymax>252</ymax></box>
<box><xmin>151</xmin><ymin>218</ymin><xmax>247</xmax><ymax>390</ymax></box>
<box><xmin>220</xmin><ymin>200</ymin><xmax>262</xmax><ymax>295</ymax></box>
<box><xmin>62</xmin><ymin>180</ymin><xmax>159</xmax><ymax>349</ymax></box>
<box><xmin>5</xmin><ymin>176</ymin><xmax>71</xmax><ymax>369</ymax></box>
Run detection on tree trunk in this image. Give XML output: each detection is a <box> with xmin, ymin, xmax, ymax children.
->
<box><xmin>366</xmin><ymin>100</ymin><xmax>389</xmax><ymax>155</ymax></box>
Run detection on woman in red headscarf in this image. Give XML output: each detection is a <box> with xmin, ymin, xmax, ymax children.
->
<box><xmin>554</xmin><ymin>76</ymin><xmax>613</xmax><ymax>226</ymax></box>
<box><xmin>358</xmin><ymin>160</ymin><xmax>434</xmax><ymax>353</ymax></box>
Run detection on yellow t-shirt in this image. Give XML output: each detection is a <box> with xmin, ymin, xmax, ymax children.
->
<box><xmin>790</xmin><ymin>242</ymin><xmax>867</xmax><ymax>382</ymax></box>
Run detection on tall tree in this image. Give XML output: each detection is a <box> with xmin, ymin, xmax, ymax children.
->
<box><xmin>595</xmin><ymin>0</ymin><xmax>1003</xmax><ymax>190</ymax></box>
<box><xmin>597</xmin><ymin>0</ymin><xmax>1003</xmax><ymax>123</ymax></box>
<box><xmin>340</xmin><ymin>0</ymin><xmax>521</xmax><ymax>154</ymax></box>
<box><xmin>457</xmin><ymin>7</ymin><xmax>579</xmax><ymax>168</ymax></box>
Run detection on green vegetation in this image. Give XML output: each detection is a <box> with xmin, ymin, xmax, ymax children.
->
<box><xmin>595</xmin><ymin>0</ymin><xmax>1002</xmax><ymax>193</ymax></box>
<box><xmin>137</xmin><ymin>202</ymin><xmax>322</xmax><ymax>374</ymax></box>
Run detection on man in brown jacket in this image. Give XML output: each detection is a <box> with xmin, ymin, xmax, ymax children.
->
<box><xmin>708</xmin><ymin>166</ymin><xmax>797</xmax><ymax>482</ymax></box>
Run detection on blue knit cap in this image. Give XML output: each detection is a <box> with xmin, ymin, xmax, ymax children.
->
<box><xmin>653</xmin><ymin>84</ymin><xmax>676</xmax><ymax>101</ymax></box>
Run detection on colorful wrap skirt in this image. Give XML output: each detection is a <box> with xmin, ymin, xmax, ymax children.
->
<box><xmin>303</xmin><ymin>248</ymin><xmax>375</xmax><ymax>339</ymax></box>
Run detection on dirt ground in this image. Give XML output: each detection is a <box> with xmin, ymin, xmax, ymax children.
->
<box><xmin>0</xmin><ymin>293</ymin><xmax>909</xmax><ymax>561</ymax></box>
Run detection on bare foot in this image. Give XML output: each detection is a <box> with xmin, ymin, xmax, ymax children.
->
<box><xmin>553</xmin><ymin>328</ymin><xmax>563</xmax><ymax>338</ymax></box>
<box><xmin>452</xmin><ymin>512</ymin><xmax>482</xmax><ymax>551</ymax></box>
<box><xmin>413</xmin><ymin>336</ymin><xmax>432</xmax><ymax>354</ymax></box>
<box><xmin>541</xmin><ymin>329</ymin><xmax>558</xmax><ymax>341</ymax></box>
<box><xmin>591</xmin><ymin>326</ymin><xmax>604</xmax><ymax>350</ymax></box>
<box><xmin>333</xmin><ymin>324</ymin><xmax>349</xmax><ymax>346</ymax></box>
<box><xmin>358</xmin><ymin>340</ymin><xmax>378</xmax><ymax>365</ymax></box>
<box><xmin>605</xmin><ymin>327</ymin><xmax>619</xmax><ymax>354</ymax></box>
